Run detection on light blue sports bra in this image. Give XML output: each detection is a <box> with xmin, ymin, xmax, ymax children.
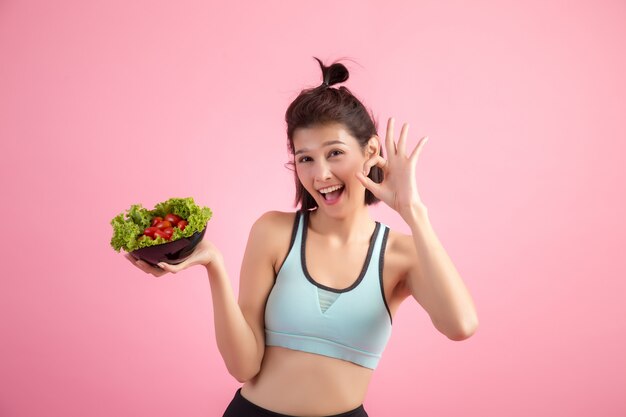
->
<box><xmin>264</xmin><ymin>210</ymin><xmax>393</xmax><ymax>369</ymax></box>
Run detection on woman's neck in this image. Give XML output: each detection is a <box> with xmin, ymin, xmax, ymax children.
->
<box><xmin>307</xmin><ymin>207</ymin><xmax>376</xmax><ymax>245</ymax></box>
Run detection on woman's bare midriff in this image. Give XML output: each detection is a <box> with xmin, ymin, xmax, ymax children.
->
<box><xmin>240</xmin><ymin>345</ymin><xmax>373</xmax><ymax>416</ymax></box>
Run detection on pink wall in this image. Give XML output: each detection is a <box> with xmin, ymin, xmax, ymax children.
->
<box><xmin>1</xmin><ymin>1</ymin><xmax>625</xmax><ymax>416</ymax></box>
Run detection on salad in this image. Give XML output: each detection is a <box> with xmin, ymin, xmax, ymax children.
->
<box><xmin>110</xmin><ymin>197</ymin><xmax>212</xmax><ymax>252</ymax></box>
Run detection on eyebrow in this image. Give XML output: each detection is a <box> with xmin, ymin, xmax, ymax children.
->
<box><xmin>294</xmin><ymin>140</ymin><xmax>346</xmax><ymax>155</ymax></box>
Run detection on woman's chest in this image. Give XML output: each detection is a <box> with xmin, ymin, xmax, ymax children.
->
<box><xmin>304</xmin><ymin>238</ymin><xmax>373</xmax><ymax>288</ymax></box>
<box><xmin>273</xmin><ymin>229</ymin><xmax>411</xmax><ymax>320</ymax></box>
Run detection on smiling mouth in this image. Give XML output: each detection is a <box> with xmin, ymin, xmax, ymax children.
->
<box><xmin>318</xmin><ymin>185</ymin><xmax>345</xmax><ymax>202</ymax></box>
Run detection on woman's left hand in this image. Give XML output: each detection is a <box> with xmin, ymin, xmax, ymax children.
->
<box><xmin>355</xmin><ymin>117</ymin><xmax>428</xmax><ymax>220</ymax></box>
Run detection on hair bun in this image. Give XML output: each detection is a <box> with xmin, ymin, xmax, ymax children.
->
<box><xmin>314</xmin><ymin>57</ymin><xmax>349</xmax><ymax>87</ymax></box>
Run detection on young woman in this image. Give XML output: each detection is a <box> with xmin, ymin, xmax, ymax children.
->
<box><xmin>127</xmin><ymin>57</ymin><xmax>479</xmax><ymax>417</ymax></box>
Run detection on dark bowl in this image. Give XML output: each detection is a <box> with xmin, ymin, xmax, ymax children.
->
<box><xmin>129</xmin><ymin>225</ymin><xmax>207</xmax><ymax>268</ymax></box>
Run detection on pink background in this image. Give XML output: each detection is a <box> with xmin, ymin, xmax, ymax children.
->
<box><xmin>1</xmin><ymin>1</ymin><xmax>625</xmax><ymax>416</ymax></box>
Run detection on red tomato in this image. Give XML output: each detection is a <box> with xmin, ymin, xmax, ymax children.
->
<box><xmin>151</xmin><ymin>217</ymin><xmax>163</xmax><ymax>227</ymax></box>
<box><xmin>165</xmin><ymin>213</ymin><xmax>182</xmax><ymax>225</ymax></box>
<box><xmin>155</xmin><ymin>220</ymin><xmax>172</xmax><ymax>229</ymax></box>
<box><xmin>143</xmin><ymin>227</ymin><xmax>159</xmax><ymax>238</ymax></box>
<box><xmin>163</xmin><ymin>227</ymin><xmax>174</xmax><ymax>238</ymax></box>
<box><xmin>154</xmin><ymin>229</ymin><xmax>170</xmax><ymax>240</ymax></box>
<box><xmin>177</xmin><ymin>220</ymin><xmax>188</xmax><ymax>231</ymax></box>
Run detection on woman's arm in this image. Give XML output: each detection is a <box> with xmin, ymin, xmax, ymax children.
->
<box><xmin>404</xmin><ymin>204</ymin><xmax>479</xmax><ymax>341</ymax></box>
<box><xmin>128</xmin><ymin>215</ymin><xmax>274</xmax><ymax>382</ymax></box>
<box><xmin>355</xmin><ymin>118</ymin><xmax>478</xmax><ymax>340</ymax></box>
<box><xmin>205</xmin><ymin>212</ymin><xmax>278</xmax><ymax>382</ymax></box>
<box><xmin>205</xmin><ymin>259</ymin><xmax>260</xmax><ymax>382</ymax></box>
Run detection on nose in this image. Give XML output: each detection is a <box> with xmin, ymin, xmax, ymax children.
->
<box><xmin>313</xmin><ymin>159</ymin><xmax>332</xmax><ymax>182</ymax></box>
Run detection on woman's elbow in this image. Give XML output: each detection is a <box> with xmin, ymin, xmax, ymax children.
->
<box><xmin>448</xmin><ymin>317</ymin><xmax>479</xmax><ymax>341</ymax></box>
<box><xmin>234</xmin><ymin>374</ymin><xmax>248</xmax><ymax>383</ymax></box>
<box><xmin>230</xmin><ymin>364</ymin><xmax>261</xmax><ymax>383</ymax></box>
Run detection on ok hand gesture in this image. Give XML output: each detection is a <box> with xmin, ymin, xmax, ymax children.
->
<box><xmin>355</xmin><ymin>117</ymin><xmax>428</xmax><ymax>221</ymax></box>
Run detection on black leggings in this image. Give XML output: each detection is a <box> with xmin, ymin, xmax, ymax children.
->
<box><xmin>223</xmin><ymin>388</ymin><xmax>369</xmax><ymax>417</ymax></box>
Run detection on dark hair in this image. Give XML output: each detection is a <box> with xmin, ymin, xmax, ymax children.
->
<box><xmin>285</xmin><ymin>57</ymin><xmax>384</xmax><ymax>210</ymax></box>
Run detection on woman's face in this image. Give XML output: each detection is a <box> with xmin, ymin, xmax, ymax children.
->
<box><xmin>293</xmin><ymin>123</ymin><xmax>378</xmax><ymax>213</ymax></box>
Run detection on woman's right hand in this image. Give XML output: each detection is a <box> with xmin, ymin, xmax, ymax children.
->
<box><xmin>125</xmin><ymin>238</ymin><xmax>223</xmax><ymax>277</ymax></box>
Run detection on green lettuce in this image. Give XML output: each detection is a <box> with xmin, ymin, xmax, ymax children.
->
<box><xmin>110</xmin><ymin>197</ymin><xmax>212</xmax><ymax>252</ymax></box>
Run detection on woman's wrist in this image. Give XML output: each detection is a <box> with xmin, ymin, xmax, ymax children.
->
<box><xmin>205</xmin><ymin>253</ymin><xmax>225</xmax><ymax>275</ymax></box>
<box><xmin>400</xmin><ymin>202</ymin><xmax>429</xmax><ymax>227</ymax></box>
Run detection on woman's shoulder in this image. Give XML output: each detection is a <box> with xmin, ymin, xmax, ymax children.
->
<box><xmin>252</xmin><ymin>210</ymin><xmax>299</xmax><ymax>231</ymax></box>
<box><xmin>254</xmin><ymin>210</ymin><xmax>299</xmax><ymax>227</ymax></box>
<box><xmin>251</xmin><ymin>210</ymin><xmax>301</xmax><ymax>273</ymax></box>
<box><xmin>382</xmin><ymin>225</ymin><xmax>415</xmax><ymax>259</ymax></box>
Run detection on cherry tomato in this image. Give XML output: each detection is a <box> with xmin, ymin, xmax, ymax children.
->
<box><xmin>154</xmin><ymin>229</ymin><xmax>170</xmax><ymax>240</ymax></box>
<box><xmin>155</xmin><ymin>220</ymin><xmax>172</xmax><ymax>229</ymax></box>
<box><xmin>165</xmin><ymin>213</ymin><xmax>182</xmax><ymax>225</ymax></box>
<box><xmin>177</xmin><ymin>220</ymin><xmax>188</xmax><ymax>231</ymax></box>
<box><xmin>143</xmin><ymin>227</ymin><xmax>159</xmax><ymax>238</ymax></box>
<box><xmin>162</xmin><ymin>227</ymin><xmax>174</xmax><ymax>238</ymax></box>
<box><xmin>151</xmin><ymin>217</ymin><xmax>163</xmax><ymax>227</ymax></box>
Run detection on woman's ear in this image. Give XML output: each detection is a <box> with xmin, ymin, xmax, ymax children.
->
<box><xmin>366</xmin><ymin>135</ymin><xmax>380</xmax><ymax>157</ymax></box>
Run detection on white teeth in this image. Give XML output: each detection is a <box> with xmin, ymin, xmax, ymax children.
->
<box><xmin>319</xmin><ymin>185</ymin><xmax>344</xmax><ymax>194</ymax></box>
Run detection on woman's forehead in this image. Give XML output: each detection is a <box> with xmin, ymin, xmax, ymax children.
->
<box><xmin>293</xmin><ymin>123</ymin><xmax>357</xmax><ymax>149</ymax></box>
